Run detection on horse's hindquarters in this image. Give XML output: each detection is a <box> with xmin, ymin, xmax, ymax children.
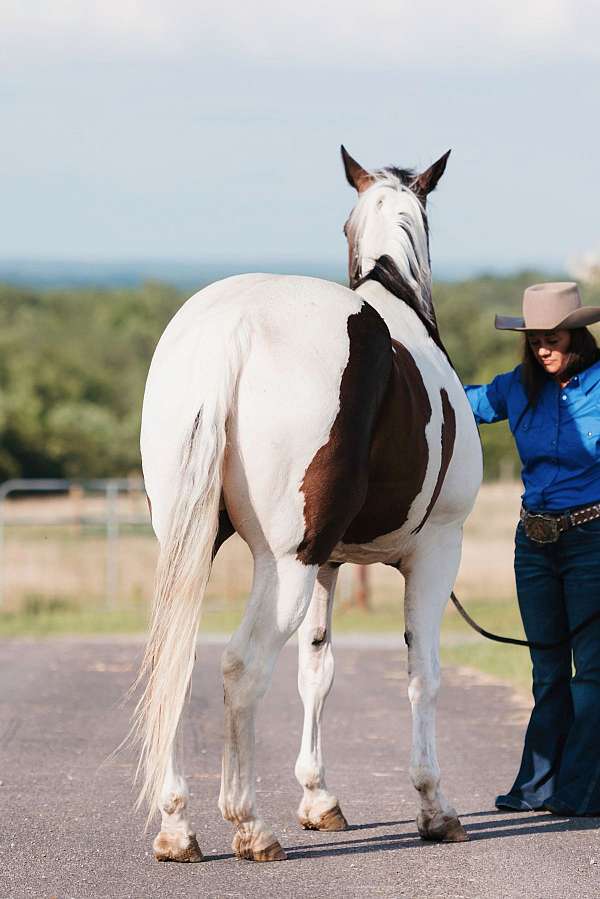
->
<box><xmin>141</xmin><ymin>273</ymin><xmax>368</xmax><ymax>549</ymax></box>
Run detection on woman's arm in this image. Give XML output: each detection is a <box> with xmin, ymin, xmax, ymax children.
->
<box><xmin>464</xmin><ymin>371</ymin><xmax>515</xmax><ymax>425</ymax></box>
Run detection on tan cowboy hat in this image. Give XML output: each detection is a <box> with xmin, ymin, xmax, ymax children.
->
<box><xmin>495</xmin><ymin>282</ymin><xmax>600</xmax><ymax>331</ymax></box>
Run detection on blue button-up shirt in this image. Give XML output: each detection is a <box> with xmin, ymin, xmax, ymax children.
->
<box><xmin>465</xmin><ymin>360</ymin><xmax>600</xmax><ymax>511</ymax></box>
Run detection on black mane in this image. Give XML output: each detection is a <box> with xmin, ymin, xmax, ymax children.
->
<box><xmin>357</xmin><ymin>255</ymin><xmax>451</xmax><ymax>365</ymax></box>
<box><xmin>384</xmin><ymin>166</ymin><xmax>416</xmax><ymax>186</ymax></box>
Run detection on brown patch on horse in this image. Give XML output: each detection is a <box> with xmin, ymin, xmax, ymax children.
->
<box><xmin>296</xmin><ymin>304</ymin><xmax>393</xmax><ymax>567</ymax></box>
<box><xmin>341</xmin><ymin>341</ymin><xmax>432</xmax><ymax>545</ymax></box>
<box><xmin>411</xmin><ymin>387</ymin><xmax>456</xmax><ymax>535</ymax></box>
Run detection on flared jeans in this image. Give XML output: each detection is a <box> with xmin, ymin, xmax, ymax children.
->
<box><xmin>502</xmin><ymin>517</ymin><xmax>600</xmax><ymax>815</ymax></box>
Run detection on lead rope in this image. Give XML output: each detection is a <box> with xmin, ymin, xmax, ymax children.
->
<box><xmin>450</xmin><ymin>591</ymin><xmax>600</xmax><ymax>650</ymax></box>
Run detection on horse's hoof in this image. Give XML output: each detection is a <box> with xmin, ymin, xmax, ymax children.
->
<box><xmin>300</xmin><ymin>804</ymin><xmax>349</xmax><ymax>831</ymax></box>
<box><xmin>417</xmin><ymin>813</ymin><xmax>469</xmax><ymax>843</ymax></box>
<box><xmin>233</xmin><ymin>832</ymin><xmax>287</xmax><ymax>862</ymax></box>
<box><xmin>153</xmin><ymin>831</ymin><xmax>203</xmax><ymax>862</ymax></box>
<box><xmin>253</xmin><ymin>841</ymin><xmax>287</xmax><ymax>862</ymax></box>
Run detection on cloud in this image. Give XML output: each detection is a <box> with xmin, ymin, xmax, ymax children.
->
<box><xmin>2</xmin><ymin>0</ymin><xmax>599</xmax><ymax>70</ymax></box>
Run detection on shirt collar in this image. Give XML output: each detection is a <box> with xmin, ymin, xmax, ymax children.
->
<box><xmin>578</xmin><ymin>358</ymin><xmax>600</xmax><ymax>394</ymax></box>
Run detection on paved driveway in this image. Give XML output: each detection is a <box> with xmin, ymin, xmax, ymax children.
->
<box><xmin>1</xmin><ymin>637</ymin><xmax>598</xmax><ymax>898</ymax></box>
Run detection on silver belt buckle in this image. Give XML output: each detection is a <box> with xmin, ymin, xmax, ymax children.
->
<box><xmin>523</xmin><ymin>512</ymin><xmax>560</xmax><ymax>544</ymax></box>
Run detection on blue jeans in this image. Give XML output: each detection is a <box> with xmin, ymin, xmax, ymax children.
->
<box><xmin>500</xmin><ymin>518</ymin><xmax>600</xmax><ymax>814</ymax></box>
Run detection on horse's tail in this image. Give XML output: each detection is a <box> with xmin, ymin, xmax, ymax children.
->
<box><xmin>130</xmin><ymin>318</ymin><xmax>248</xmax><ymax>821</ymax></box>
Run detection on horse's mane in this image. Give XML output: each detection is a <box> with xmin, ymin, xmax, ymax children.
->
<box><xmin>346</xmin><ymin>166</ymin><xmax>454</xmax><ymax>362</ymax></box>
<box><xmin>381</xmin><ymin>166</ymin><xmax>417</xmax><ymax>186</ymax></box>
<box><xmin>357</xmin><ymin>255</ymin><xmax>452</xmax><ymax>365</ymax></box>
<box><xmin>346</xmin><ymin>169</ymin><xmax>433</xmax><ymax>322</ymax></box>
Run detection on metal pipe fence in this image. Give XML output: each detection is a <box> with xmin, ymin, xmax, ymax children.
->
<box><xmin>0</xmin><ymin>477</ymin><xmax>149</xmax><ymax>609</ymax></box>
<box><xmin>0</xmin><ymin>479</ymin><xmax>389</xmax><ymax>619</ymax></box>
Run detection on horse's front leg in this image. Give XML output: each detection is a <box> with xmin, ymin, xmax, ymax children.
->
<box><xmin>402</xmin><ymin>527</ymin><xmax>468</xmax><ymax>843</ymax></box>
<box><xmin>295</xmin><ymin>563</ymin><xmax>348</xmax><ymax>831</ymax></box>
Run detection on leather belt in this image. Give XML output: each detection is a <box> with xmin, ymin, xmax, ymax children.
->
<box><xmin>520</xmin><ymin>502</ymin><xmax>600</xmax><ymax>544</ymax></box>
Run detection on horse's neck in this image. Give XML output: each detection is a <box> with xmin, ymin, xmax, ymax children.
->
<box><xmin>353</xmin><ymin>280</ymin><xmax>433</xmax><ymax>351</ymax></box>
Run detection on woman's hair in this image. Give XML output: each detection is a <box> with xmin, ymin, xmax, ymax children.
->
<box><xmin>521</xmin><ymin>326</ymin><xmax>600</xmax><ymax>405</ymax></box>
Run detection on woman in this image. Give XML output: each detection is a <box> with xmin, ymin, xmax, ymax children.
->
<box><xmin>465</xmin><ymin>281</ymin><xmax>600</xmax><ymax>816</ymax></box>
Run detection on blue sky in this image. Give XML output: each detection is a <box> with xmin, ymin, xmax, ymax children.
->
<box><xmin>2</xmin><ymin>1</ymin><xmax>600</xmax><ymax>277</ymax></box>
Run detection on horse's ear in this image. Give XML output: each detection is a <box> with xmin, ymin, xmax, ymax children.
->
<box><xmin>411</xmin><ymin>150</ymin><xmax>451</xmax><ymax>199</ymax></box>
<box><xmin>340</xmin><ymin>145</ymin><xmax>374</xmax><ymax>193</ymax></box>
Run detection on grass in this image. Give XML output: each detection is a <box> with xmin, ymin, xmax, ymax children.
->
<box><xmin>329</xmin><ymin>596</ymin><xmax>533</xmax><ymax>692</ymax></box>
<box><xmin>442</xmin><ymin>597</ymin><xmax>533</xmax><ymax>692</ymax></box>
<box><xmin>0</xmin><ymin>596</ymin><xmax>148</xmax><ymax>637</ymax></box>
<box><xmin>440</xmin><ymin>640</ymin><xmax>532</xmax><ymax>694</ymax></box>
<box><xmin>0</xmin><ymin>592</ymin><xmax>534</xmax><ymax>691</ymax></box>
<box><xmin>4</xmin><ymin>523</ymin><xmax>153</xmax><ymax>541</ymax></box>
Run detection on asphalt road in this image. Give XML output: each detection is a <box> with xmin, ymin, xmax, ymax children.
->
<box><xmin>1</xmin><ymin>637</ymin><xmax>599</xmax><ymax>899</ymax></box>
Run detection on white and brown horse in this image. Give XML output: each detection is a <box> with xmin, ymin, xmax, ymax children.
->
<box><xmin>134</xmin><ymin>148</ymin><xmax>482</xmax><ymax>863</ymax></box>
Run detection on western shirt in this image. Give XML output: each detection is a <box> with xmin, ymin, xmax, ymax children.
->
<box><xmin>465</xmin><ymin>360</ymin><xmax>600</xmax><ymax>512</ymax></box>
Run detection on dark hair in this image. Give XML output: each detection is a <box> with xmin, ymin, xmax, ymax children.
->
<box><xmin>521</xmin><ymin>327</ymin><xmax>600</xmax><ymax>405</ymax></box>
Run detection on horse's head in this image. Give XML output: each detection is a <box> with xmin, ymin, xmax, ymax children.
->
<box><xmin>341</xmin><ymin>146</ymin><xmax>450</xmax><ymax>318</ymax></box>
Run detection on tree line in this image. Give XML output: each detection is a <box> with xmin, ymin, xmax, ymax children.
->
<box><xmin>2</xmin><ymin>272</ymin><xmax>597</xmax><ymax>482</ymax></box>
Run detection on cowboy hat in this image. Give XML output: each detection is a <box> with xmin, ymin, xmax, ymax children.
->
<box><xmin>495</xmin><ymin>282</ymin><xmax>600</xmax><ymax>331</ymax></box>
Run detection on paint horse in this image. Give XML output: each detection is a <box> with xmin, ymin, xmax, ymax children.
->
<box><xmin>134</xmin><ymin>147</ymin><xmax>482</xmax><ymax>864</ymax></box>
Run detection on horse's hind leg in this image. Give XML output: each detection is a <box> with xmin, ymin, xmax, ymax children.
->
<box><xmin>403</xmin><ymin>526</ymin><xmax>468</xmax><ymax>843</ymax></box>
<box><xmin>153</xmin><ymin>751</ymin><xmax>202</xmax><ymax>862</ymax></box>
<box><xmin>219</xmin><ymin>552</ymin><xmax>318</xmax><ymax>861</ymax></box>
<box><xmin>295</xmin><ymin>563</ymin><xmax>348</xmax><ymax>831</ymax></box>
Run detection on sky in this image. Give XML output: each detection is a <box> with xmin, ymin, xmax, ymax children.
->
<box><xmin>2</xmin><ymin>1</ymin><xmax>600</xmax><ymax>278</ymax></box>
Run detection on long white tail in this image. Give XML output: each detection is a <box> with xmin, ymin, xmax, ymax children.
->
<box><xmin>130</xmin><ymin>323</ymin><xmax>246</xmax><ymax>819</ymax></box>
